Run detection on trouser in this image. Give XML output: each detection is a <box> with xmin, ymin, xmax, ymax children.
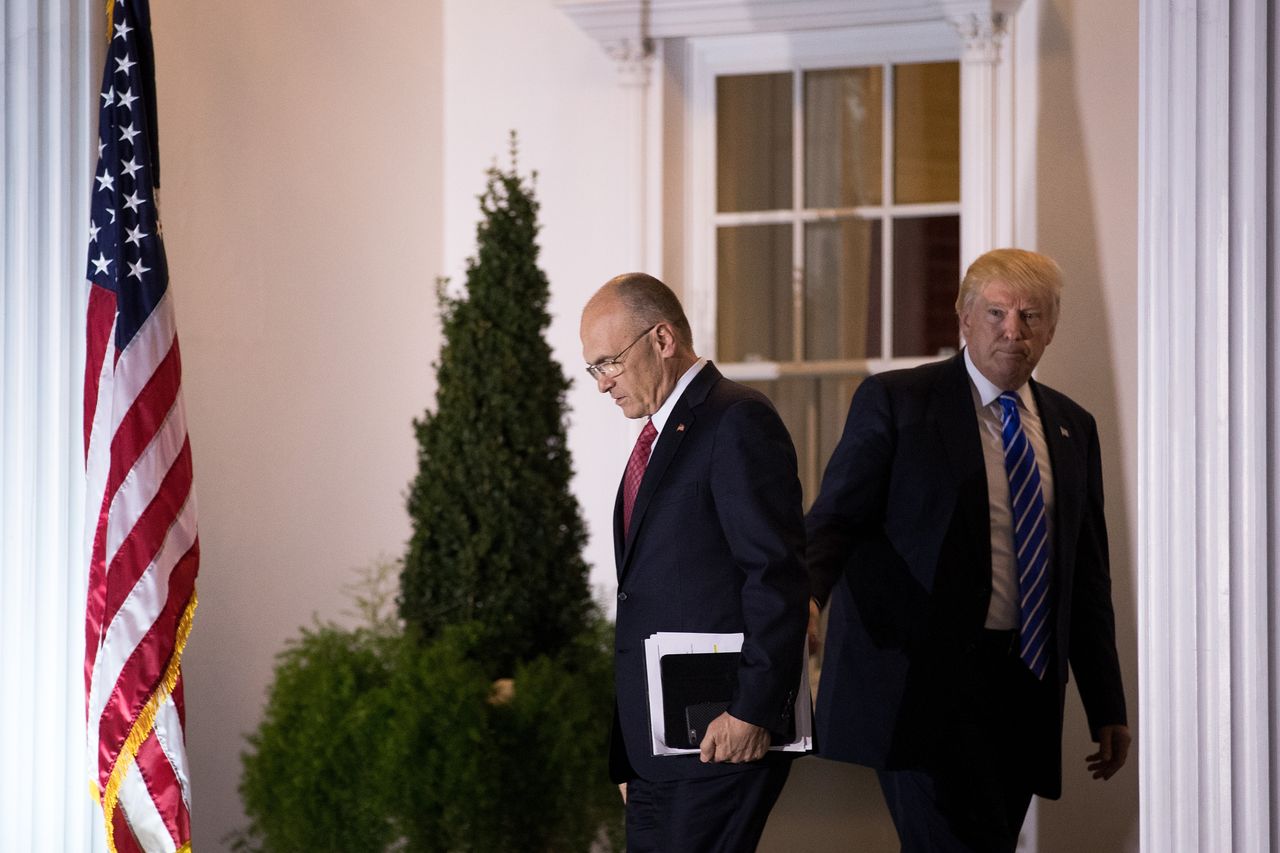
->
<box><xmin>624</xmin><ymin>760</ymin><xmax>792</xmax><ymax>853</ymax></box>
<box><xmin>878</xmin><ymin>629</ymin><xmax>1056</xmax><ymax>853</ymax></box>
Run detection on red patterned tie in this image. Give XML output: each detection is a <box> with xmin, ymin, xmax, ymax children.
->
<box><xmin>622</xmin><ymin>420</ymin><xmax>659</xmax><ymax>536</ymax></box>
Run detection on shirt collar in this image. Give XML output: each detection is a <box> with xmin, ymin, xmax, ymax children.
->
<box><xmin>651</xmin><ymin>358</ymin><xmax>707</xmax><ymax>434</ymax></box>
<box><xmin>963</xmin><ymin>347</ymin><xmax>1035</xmax><ymax>411</ymax></box>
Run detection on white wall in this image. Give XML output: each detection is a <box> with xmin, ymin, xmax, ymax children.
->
<box><xmin>443</xmin><ymin>0</ymin><xmax>643</xmax><ymax>609</ymax></box>
<box><xmin>150</xmin><ymin>1</ymin><xmax>444</xmax><ymax>844</ymax></box>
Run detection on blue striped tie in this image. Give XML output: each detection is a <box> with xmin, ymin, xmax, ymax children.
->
<box><xmin>998</xmin><ymin>391</ymin><xmax>1050</xmax><ymax>679</ymax></box>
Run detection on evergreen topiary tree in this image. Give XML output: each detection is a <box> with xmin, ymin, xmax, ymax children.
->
<box><xmin>240</xmin><ymin>145</ymin><xmax>622</xmax><ymax>851</ymax></box>
<box><xmin>399</xmin><ymin>138</ymin><xmax>592</xmax><ymax>677</ymax></box>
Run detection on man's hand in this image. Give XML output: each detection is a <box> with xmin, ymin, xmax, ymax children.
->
<box><xmin>699</xmin><ymin>712</ymin><xmax>771</xmax><ymax>764</ymax></box>
<box><xmin>808</xmin><ymin>598</ymin><xmax>822</xmax><ymax>655</ymax></box>
<box><xmin>618</xmin><ymin>782</ymin><xmax>627</xmax><ymax>804</ymax></box>
<box><xmin>1085</xmin><ymin>724</ymin><xmax>1131</xmax><ymax>780</ymax></box>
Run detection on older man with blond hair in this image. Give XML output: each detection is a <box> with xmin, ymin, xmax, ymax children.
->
<box><xmin>807</xmin><ymin>248</ymin><xmax>1130</xmax><ymax>852</ymax></box>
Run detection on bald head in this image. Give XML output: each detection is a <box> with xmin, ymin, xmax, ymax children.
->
<box><xmin>580</xmin><ymin>273</ymin><xmax>698</xmax><ymax>419</ymax></box>
<box><xmin>585</xmin><ymin>273</ymin><xmax>695</xmax><ymax>351</ymax></box>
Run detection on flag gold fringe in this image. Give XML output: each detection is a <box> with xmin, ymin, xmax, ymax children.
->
<box><xmin>105</xmin><ymin>0</ymin><xmax>113</xmax><ymax>42</ymax></box>
<box><xmin>97</xmin><ymin>589</ymin><xmax>199</xmax><ymax>853</ymax></box>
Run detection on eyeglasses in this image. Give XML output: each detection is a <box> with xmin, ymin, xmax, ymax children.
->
<box><xmin>585</xmin><ymin>325</ymin><xmax>657</xmax><ymax>380</ymax></box>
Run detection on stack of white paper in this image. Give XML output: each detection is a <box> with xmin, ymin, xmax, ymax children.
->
<box><xmin>643</xmin><ymin>631</ymin><xmax>813</xmax><ymax>756</ymax></box>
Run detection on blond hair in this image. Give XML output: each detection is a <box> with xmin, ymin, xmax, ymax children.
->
<box><xmin>955</xmin><ymin>248</ymin><xmax>1063</xmax><ymax>322</ymax></box>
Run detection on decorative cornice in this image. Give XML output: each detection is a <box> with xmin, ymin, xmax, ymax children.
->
<box><xmin>934</xmin><ymin>0</ymin><xmax>1023</xmax><ymax>21</ymax></box>
<box><xmin>603</xmin><ymin>37</ymin><xmax>655</xmax><ymax>87</ymax></box>
<box><xmin>556</xmin><ymin>0</ymin><xmax>951</xmax><ymax>44</ymax></box>
<box><xmin>558</xmin><ymin>0</ymin><xmax>1028</xmax><ymax>85</ymax></box>
<box><xmin>558</xmin><ymin>0</ymin><xmax>1028</xmax><ymax>70</ymax></box>
<box><xmin>947</xmin><ymin>11</ymin><xmax>1007</xmax><ymax>62</ymax></box>
<box><xmin>938</xmin><ymin>0</ymin><xmax>1023</xmax><ymax>62</ymax></box>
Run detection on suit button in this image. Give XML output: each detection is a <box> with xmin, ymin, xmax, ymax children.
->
<box><xmin>617</xmin><ymin>591</ymin><xmax>628</xmax><ymax>601</ymax></box>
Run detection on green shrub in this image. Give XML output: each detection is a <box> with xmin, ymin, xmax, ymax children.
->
<box><xmin>389</xmin><ymin>618</ymin><xmax>621</xmax><ymax>853</ymax></box>
<box><xmin>492</xmin><ymin>617</ymin><xmax>622</xmax><ymax>852</ymax></box>
<box><xmin>238</xmin><ymin>617</ymin><xmax>621</xmax><ymax>852</ymax></box>
<box><xmin>237</xmin><ymin>623</ymin><xmax>402</xmax><ymax>853</ymax></box>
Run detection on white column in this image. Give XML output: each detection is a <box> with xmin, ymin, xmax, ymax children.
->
<box><xmin>0</xmin><ymin>0</ymin><xmax>104</xmax><ymax>850</ymax></box>
<box><xmin>1139</xmin><ymin>0</ymin><xmax>1274</xmax><ymax>850</ymax></box>
<box><xmin>1272</xmin><ymin>6</ymin><xmax>1280</xmax><ymax>844</ymax></box>
<box><xmin>945</xmin><ymin>0</ymin><xmax>1024</xmax><ymax>267</ymax></box>
<box><xmin>602</xmin><ymin>37</ymin><xmax>657</xmax><ymax>275</ymax></box>
<box><xmin>951</xmin><ymin>11</ymin><xmax>1002</xmax><ymax>266</ymax></box>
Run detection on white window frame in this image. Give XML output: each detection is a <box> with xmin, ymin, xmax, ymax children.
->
<box><xmin>684</xmin><ymin>24</ymin><xmax>963</xmax><ymax>378</ymax></box>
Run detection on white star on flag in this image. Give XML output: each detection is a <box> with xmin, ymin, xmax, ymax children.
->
<box><xmin>91</xmin><ymin>253</ymin><xmax>112</xmax><ymax>275</ymax></box>
<box><xmin>127</xmin><ymin>259</ymin><xmax>151</xmax><ymax>280</ymax></box>
<box><xmin>124</xmin><ymin>190</ymin><xmax>146</xmax><ymax>213</ymax></box>
<box><xmin>126</xmin><ymin>225</ymin><xmax>148</xmax><ymax>246</ymax></box>
<box><xmin>96</xmin><ymin>171</ymin><xmax>115</xmax><ymax>192</ymax></box>
<box><xmin>119</xmin><ymin>123</ymin><xmax>140</xmax><ymax>145</ymax></box>
<box><xmin>115</xmin><ymin>53</ymin><xmax>136</xmax><ymax>75</ymax></box>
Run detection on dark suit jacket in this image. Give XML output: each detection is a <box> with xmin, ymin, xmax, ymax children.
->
<box><xmin>806</xmin><ymin>353</ymin><xmax>1126</xmax><ymax>798</ymax></box>
<box><xmin>610</xmin><ymin>362</ymin><xmax>808</xmax><ymax>784</ymax></box>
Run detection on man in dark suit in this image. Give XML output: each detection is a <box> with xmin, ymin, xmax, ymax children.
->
<box><xmin>580</xmin><ymin>272</ymin><xmax>808</xmax><ymax>852</ymax></box>
<box><xmin>807</xmin><ymin>249</ymin><xmax>1130</xmax><ymax>852</ymax></box>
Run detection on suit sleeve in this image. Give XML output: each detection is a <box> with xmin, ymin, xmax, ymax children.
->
<box><xmin>709</xmin><ymin>398</ymin><xmax>809</xmax><ymax>732</ymax></box>
<box><xmin>806</xmin><ymin>375</ymin><xmax>896</xmax><ymax>607</ymax></box>
<box><xmin>1067</xmin><ymin>414</ymin><xmax>1128</xmax><ymax>738</ymax></box>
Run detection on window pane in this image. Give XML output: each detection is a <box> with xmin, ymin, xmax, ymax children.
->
<box><xmin>717</xmin><ymin>73</ymin><xmax>793</xmax><ymax>212</ymax></box>
<box><xmin>717</xmin><ymin>224</ymin><xmax>793</xmax><ymax>361</ymax></box>
<box><xmin>804</xmin><ymin>67</ymin><xmax>883</xmax><ymax>208</ymax></box>
<box><xmin>893</xmin><ymin>62</ymin><xmax>960</xmax><ymax>204</ymax></box>
<box><xmin>804</xmin><ymin>219</ymin><xmax>882</xmax><ymax>360</ymax></box>
<box><xmin>892</xmin><ymin>215</ymin><xmax>960</xmax><ymax>357</ymax></box>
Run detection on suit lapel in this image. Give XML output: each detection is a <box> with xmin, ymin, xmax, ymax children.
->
<box><xmin>612</xmin><ymin>479</ymin><xmax>625</xmax><ymax>577</ymax></box>
<box><xmin>932</xmin><ymin>355</ymin><xmax>984</xmax><ymax>475</ymax></box>
<box><xmin>931</xmin><ymin>354</ymin><xmax>991</xmax><ymax>573</ymax></box>
<box><xmin>618</xmin><ymin>363</ymin><xmax>720</xmax><ymax>580</ymax></box>
<box><xmin>1030</xmin><ymin>382</ymin><xmax>1082</xmax><ymax>578</ymax></box>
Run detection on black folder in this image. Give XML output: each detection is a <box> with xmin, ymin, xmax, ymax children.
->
<box><xmin>657</xmin><ymin>651</ymin><xmax>799</xmax><ymax>750</ymax></box>
<box><xmin>659</xmin><ymin>652</ymin><xmax>738</xmax><ymax>749</ymax></box>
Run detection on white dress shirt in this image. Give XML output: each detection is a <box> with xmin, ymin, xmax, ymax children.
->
<box><xmin>645</xmin><ymin>358</ymin><xmax>707</xmax><ymax>461</ymax></box>
<box><xmin>964</xmin><ymin>349</ymin><xmax>1056</xmax><ymax>630</ymax></box>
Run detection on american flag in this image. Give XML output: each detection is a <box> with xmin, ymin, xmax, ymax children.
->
<box><xmin>84</xmin><ymin>1</ymin><xmax>198</xmax><ymax>851</ymax></box>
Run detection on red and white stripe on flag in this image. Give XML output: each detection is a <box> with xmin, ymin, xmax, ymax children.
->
<box><xmin>85</xmin><ymin>2</ymin><xmax>198</xmax><ymax>851</ymax></box>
